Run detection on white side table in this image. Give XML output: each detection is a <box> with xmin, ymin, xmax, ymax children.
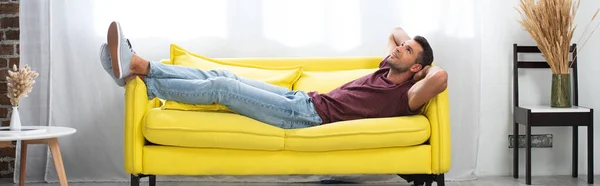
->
<box><xmin>0</xmin><ymin>126</ymin><xmax>76</xmax><ymax>186</ymax></box>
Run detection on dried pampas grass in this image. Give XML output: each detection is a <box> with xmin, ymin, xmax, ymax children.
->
<box><xmin>6</xmin><ymin>64</ymin><xmax>39</xmax><ymax>107</ymax></box>
<box><xmin>517</xmin><ymin>0</ymin><xmax>600</xmax><ymax>75</ymax></box>
<box><xmin>517</xmin><ymin>0</ymin><xmax>580</xmax><ymax>74</ymax></box>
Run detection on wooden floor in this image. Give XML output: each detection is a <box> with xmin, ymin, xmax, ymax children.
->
<box><xmin>1</xmin><ymin>175</ymin><xmax>598</xmax><ymax>186</ymax></box>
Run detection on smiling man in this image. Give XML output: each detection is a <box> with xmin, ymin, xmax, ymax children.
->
<box><xmin>309</xmin><ymin>27</ymin><xmax>446</xmax><ymax>124</ymax></box>
<box><xmin>100</xmin><ymin>22</ymin><xmax>447</xmax><ymax>129</ymax></box>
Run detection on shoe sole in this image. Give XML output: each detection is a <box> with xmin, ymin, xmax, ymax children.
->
<box><xmin>108</xmin><ymin>21</ymin><xmax>122</xmax><ymax>79</ymax></box>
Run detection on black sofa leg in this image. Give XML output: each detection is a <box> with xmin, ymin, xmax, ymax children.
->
<box><xmin>398</xmin><ymin>174</ymin><xmax>444</xmax><ymax>186</ymax></box>
<box><xmin>131</xmin><ymin>174</ymin><xmax>140</xmax><ymax>186</ymax></box>
<box><xmin>425</xmin><ymin>179</ymin><xmax>433</xmax><ymax>186</ymax></box>
<box><xmin>436</xmin><ymin>174</ymin><xmax>445</xmax><ymax>186</ymax></box>
<box><xmin>131</xmin><ymin>174</ymin><xmax>156</xmax><ymax>186</ymax></box>
<box><xmin>150</xmin><ymin>175</ymin><xmax>156</xmax><ymax>186</ymax></box>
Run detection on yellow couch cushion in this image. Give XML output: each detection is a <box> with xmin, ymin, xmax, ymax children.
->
<box><xmin>142</xmin><ymin>145</ymin><xmax>432</xmax><ymax>175</ymax></box>
<box><xmin>161</xmin><ymin>100</ymin><xmax>232</xmax><ymax>113</ymax></box>
<box><xmin>293</xmin><ymin>68</ymin><xmax>378</xmax><ymax>93</ymax></box>
<box><xmin>142</xmin><ymin>109</ymin><xmax>430</xmax><ymax>152</ymax></box>
<box><xmin>161</xmin><ymin>44</ymin><xmax>303</xmax><ymax>112</ymax></box>
<box><xmin>216</xmin><ymin>56</ymin><xmax>383</xmax><ymax>71</ymax></box>
<box><xmin>285</xmin><ymin>115</ymin><xmax>430</xmax><ymax>151</ymax></box>
<box><xmin>143</xmin><ymin>109</ymin><xmax>285</xmax><ymax>151</ymax></box>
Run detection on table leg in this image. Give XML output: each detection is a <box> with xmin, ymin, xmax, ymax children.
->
<box><xmin>48</xmin><ymin>138</ymin><xmax>68</xmax><ymax>186</ymax></box>
<box><xmin>19</xmin><ymin>141</ymin><xmax>28</xmax><ymax>186</ymax></box>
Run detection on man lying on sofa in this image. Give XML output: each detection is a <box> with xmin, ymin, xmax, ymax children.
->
<box><xmin>100</xmin><ymin>21</ymin><xmax>448</xmax><ymax>129</ymax></box>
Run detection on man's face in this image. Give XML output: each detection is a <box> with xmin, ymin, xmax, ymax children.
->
<box><xmin>387</xmin><ymin>39</ymin><xmax>424</xmax><ymax>73</ymax></box>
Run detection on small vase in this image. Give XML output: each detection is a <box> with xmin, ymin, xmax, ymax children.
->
<box><xmin>9</xmin><ymin>106</ymin><xmax>21</xmax><ymax>130</ymax></box>
<box><xmin>551</xmin><ymin>74</ymin><xmax>571</xmax><ymax>108</ymax></box>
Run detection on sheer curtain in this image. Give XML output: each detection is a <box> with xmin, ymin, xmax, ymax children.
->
<box><xmin>17</xmin><ymin>0</ymin><xmax>51</xmax><ymax>183</ymax></box>
<box><xmin>18</xmin><ymin>0</ymin><xmax>481</xmax><ymax>183</ymax></box>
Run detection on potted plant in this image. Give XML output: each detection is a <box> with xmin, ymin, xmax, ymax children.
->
<box><xmin>516</xmin><ymin>0</ymin><xmax>599</xmax><ymax>107</ymax></box>
<box><xmin>6</xmin><ymin>64</ymin><xmax>39</xmax><ymax>130</ymax></box>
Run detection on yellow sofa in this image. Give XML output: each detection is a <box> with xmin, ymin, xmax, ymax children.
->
<box><xmin>123</xmin><ymin>56</ymin><xmax>451</xmax><ymax>186</ymax></box>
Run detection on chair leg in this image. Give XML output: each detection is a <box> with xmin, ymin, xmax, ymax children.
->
<box><xmin>150</xmin><ymin>175</ymin><xmax>156</xmax><ymax>186</ymax></box>
<box><xmin>526</xmin><ymin>125</ymin><xmax>532</xmax><ymax>185</ymax></box>
<box><xmin>131</xmin><ymin>174</ymin><xmax>140</xmax><ymax>186</ymax></box>
<box><xmin>573</xmin><ymin>125</ymin><xmax>578</xmax><ymax>177</ymax></box>
<box><xmin>588</xmin><ymin>110</ymin><xmax>594</xmax><ymax>184</ymax></box>
<box><xmin>514</xmin><ymin>122</ymin><xmax>519</xmax><ymax>178</ymax></box>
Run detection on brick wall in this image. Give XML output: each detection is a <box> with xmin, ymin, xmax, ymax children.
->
<box><xmin>0</xmin><ymin>0</ymin><xmax>19</xmax><ymax>178</ymax></box>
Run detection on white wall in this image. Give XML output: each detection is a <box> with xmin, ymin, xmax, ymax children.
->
<box><xmin>477</xmin><ymin>0</ymin><xmax>600</xmax><ymax>176</ymax></box>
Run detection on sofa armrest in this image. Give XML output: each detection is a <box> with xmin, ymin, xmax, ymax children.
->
<box><xmin>423</xmin><ymin>88</ymin><xmax>451</xmax><ymax>174</ymax></box>
<box><xmin>124</xmin><ymin>77</ymin><xmax>160</xmax><ymax>174</ymax></box>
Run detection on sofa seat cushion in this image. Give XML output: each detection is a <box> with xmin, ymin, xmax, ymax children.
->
<box><xmin>143</xmin><ymin>109</ymin><xmax>430</xmax><ymax>152</ymax></box>
<box><xmin>143</xmin><ymin>109</ymin><xmax>285</xmax><ymax>151</ymax></box>
<box><xmin>284</xmin><ymin>115</ymin><xmax>430</xmax><ymax>151</ymax></box>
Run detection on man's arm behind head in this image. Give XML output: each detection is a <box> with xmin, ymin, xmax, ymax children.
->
<box><xmin>386</xmin><ymin>27</ymin><xmax>411</xmax><ymax>56</ymax></box>
<box><xmin>407</xmin><ymin>66</ymin><xmax>448</xmax><ymax>112</ymax></box>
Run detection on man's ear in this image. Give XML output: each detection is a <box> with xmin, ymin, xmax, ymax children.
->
<box><xmin>410</xmin><ymin>64</ymin><xmax>423</xmax><ymax>73</ymax></box>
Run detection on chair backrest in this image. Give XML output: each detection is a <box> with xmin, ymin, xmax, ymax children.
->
<box><xmin>512</xmin><ymin>44</ymin><xmax>578</xmax><ymax>107</ymax></box>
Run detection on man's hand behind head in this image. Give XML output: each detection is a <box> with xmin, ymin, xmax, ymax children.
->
<box><xmin>412</xmin><ymin>65</ymin><xmax>431</xmax><ymax>82</ymax></box>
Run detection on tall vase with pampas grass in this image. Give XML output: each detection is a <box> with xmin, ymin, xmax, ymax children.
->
<box><xmin>517</xmin><ymin>0</ymin><xmax>599</xmax><ymax>107</ymax></box>
<box><xmin>6</xmin><ymin>64</ymin><xmax>39</xmax><ymax>130</ymax></box>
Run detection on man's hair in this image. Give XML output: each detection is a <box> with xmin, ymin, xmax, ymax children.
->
<box><xmin>413</xmin><ymin>35</ymin><xmax>434</xmax><ymax>66</ymax></box>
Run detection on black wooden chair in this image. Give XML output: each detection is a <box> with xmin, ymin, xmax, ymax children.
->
<box><xmin>512</xmin><ymin>43</ymin><xmax>593</xmax><ymax>185</ymax></box>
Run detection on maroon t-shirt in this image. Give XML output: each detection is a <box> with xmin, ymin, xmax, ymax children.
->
<box><xmin>308</xmin><ymin>56</ymin><xmax>419</xmax><ymax>124</ymax></box>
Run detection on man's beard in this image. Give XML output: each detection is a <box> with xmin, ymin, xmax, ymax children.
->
<box><xmin>387</xmin><ymin>60</ymin><xmax>410</xmax><ymax>73</ymax></box>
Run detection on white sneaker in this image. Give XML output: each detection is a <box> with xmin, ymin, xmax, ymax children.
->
<box><xmin>107</xmin><ymin>21</ymin><xmax>135</xmax><ymax>79</ymax></box>
<box><xmin>99</xmin><ymin>43</ymin><xmax>126</xmax><ymax>86</ymax></box>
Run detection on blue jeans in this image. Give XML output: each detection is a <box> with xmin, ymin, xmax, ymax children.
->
<box><xmin>144</xmin><ymin>61</ymin><xmax>323</xmax><ymax>129</ymax></box>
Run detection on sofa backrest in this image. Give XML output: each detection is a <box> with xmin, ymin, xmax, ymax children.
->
<box><xmin>165</xmin><ymin>56</ymin><xmax>384</xmax><ymax>72</ymax></box>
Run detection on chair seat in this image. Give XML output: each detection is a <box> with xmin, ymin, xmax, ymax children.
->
<box><xmin>514</xmin><ymin>106</ymin><xmax>593</xmax><ymax>127</ymax></box>
<box><xmin>143</xmin><ymin>109</ymin><xmax>431</xmax><ymax>151</ymax></box>
<box><xmin>519</xmin><ymin>105</ymin><xmax>591</xmax><ymax>113</ymax></box>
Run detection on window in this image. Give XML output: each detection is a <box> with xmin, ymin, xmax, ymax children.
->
<box><xmin>94</xmin><ymin>0</ymin><xmax>227</xmax><ymax>39</ymax></box>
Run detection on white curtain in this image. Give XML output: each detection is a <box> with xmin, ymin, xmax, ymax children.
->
<box><xmin>17</xmin><ymin>0</ymin><xmax>481</xmax><ymax>183</ymax></box>
<box><xmin>17</xmin><ymin>0</ymin><xmax>51</xmax><ymax>182</ymax></box>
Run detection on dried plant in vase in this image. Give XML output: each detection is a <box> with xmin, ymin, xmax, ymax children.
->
<box><xmin>6</xmin><ymin>64</ymin><xmax>39</xmax><ymax>130</ymax></box>
<box><xmin>516</xmin><ymin>0</ymin><xmax>600</xmax><ymax>107</ymax></box>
